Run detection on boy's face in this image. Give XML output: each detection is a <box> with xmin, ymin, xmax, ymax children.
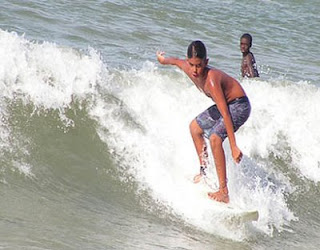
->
<box><xmin>187</xmin><ymin>56</ymin><xmax>208</xmax><ymax>78</ymax></box>
<box><xmin>240</xmin><ymin>38</ymin><xmax>250</xmax><ymax>53</ymax></box>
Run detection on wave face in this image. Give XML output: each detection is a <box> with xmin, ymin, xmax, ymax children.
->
<box><xmin>1</xmin><ymin>30</ymin><xmax>320</xmax><ymax>249</ymax></box>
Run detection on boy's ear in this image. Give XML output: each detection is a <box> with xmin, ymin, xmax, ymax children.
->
<box><xmin>205</xmin><ymin>58</ymin><xmax>209</xmax><ymax>65</ymax></box>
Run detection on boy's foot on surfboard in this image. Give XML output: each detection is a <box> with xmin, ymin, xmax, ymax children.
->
<box><xmin>193</xmin><ymin>173</ymin><xmax>202</xmax><ymax>183</ymax></box>
<box><xmin>193</xmin><ymin>166</ymin><xmax>207</xmax><ymax>183</ymax></box>
<box><xmin>208</xmin><ymin>187</ymin><xmax>229</xmax><ymax>203</ymax></box>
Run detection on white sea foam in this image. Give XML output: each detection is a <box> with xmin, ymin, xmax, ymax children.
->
<box><xmin>0</xmin><ymin>30</ymin><xmax>102</xmax><ymax>109</ymax></box>
<box><xmin>241</xmin><ymin>78</ymin><xmax>320</xmax><ymax>182</ymax></box>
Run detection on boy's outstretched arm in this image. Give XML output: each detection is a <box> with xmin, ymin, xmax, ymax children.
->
<box><xmin>156</xmin><ymin>51</ymin><xmax>186</xmax><ymax>69</ymax></box>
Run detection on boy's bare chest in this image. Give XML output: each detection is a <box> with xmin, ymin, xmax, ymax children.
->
<box><xmin>196</xmin><ymin>80</ymin><xmax>212</xmax><ymax>98</ymax></box>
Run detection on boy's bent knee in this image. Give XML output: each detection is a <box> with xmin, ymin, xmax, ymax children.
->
<box><xmin>190</xmin><ymin>119</ymin><xmax>203</xmax><ymax>135</ymax></box>
<box><xmin>209</xmin><ymin>133</ymin><xmax>223</xmax><ymax>147</ymax></box>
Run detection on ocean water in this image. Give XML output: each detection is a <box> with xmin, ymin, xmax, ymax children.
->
<box><xmin>1</xmin><ymin>0</ymin><xmax>320</xmax><ymax>249</ymax></box>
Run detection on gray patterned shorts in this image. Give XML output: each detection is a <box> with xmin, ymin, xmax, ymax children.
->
<box><xmin>195</xmin><ymin>96</ymin><xmax>251</xmax><ymax>140</ymax></box>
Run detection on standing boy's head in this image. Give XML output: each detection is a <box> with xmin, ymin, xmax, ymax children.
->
<box><xmin>240</xmin><ymin>33</ymin><xmax>252</xmax><ymax>47</ymax></box>
<box><xmin>240</xmin><ymin>33</ymin><xmax>253</xmax><ymax>54</ymax></box>
<box><xmin>187</xmin><ymin>40</ymin><xmax>207</xmax><ymax>60</ymax></box>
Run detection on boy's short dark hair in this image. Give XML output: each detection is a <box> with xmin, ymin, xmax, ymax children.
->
<box><xmin>241</xmin><ymin>33</ymin><xmax>253</xmax><ymax>47</ymax></box>
<box><xmin>187</xmin><ymin>40</ymin><xmax>207</xmax><ymax>59</ymax></box>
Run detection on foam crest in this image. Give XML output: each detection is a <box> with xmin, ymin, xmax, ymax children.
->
<box><xmin>0</xmin><ymin>30</ymin><xmax>103</xmax><ymax>110</ymax></box>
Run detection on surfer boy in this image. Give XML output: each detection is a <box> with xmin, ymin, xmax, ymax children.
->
<box><xmin>156</xmin><ymin>41</ymin><xmax>251</xmax><ymax>203</ymax></box>
<box><xmin>240</xmin><ymin>33</ymin><xmax>259</xmax><ymax>78</ymax></box>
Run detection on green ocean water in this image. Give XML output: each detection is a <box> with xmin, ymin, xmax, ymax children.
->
<box><xmin>1</xmin><ymin>1</ymin><xmax>320</xmax><ymax>249</ymax></box>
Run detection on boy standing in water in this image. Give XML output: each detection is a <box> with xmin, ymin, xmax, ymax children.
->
<box><xmin>240</xmin><ymin>33</ymin><xmax>259</xmax><ymax>78</ymax></box>
<box><xmin>156</xmin><ymin>41</ymin><xmax>251</xmax><ymax>203</ymax></box>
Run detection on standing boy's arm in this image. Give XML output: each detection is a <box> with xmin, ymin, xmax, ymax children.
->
<box><xmin>156</xmin><ymin>51</ymin><xmax>186</xmax><ymax>70</ymax></box>
<box><xmin>246</xmin><ymin>54</ymin><xmax>255</xmax><ymax>78</ymax></box>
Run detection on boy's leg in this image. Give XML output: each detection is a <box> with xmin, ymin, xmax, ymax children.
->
<box><xmin>189</xmin><ymin>119</ymin><xmax>208</xmax><ymax>183</ymax></box>
<box><xmin>207</xmin><ymin>134</ymin><xmax>229</xmax><ymax>203</ymax></box>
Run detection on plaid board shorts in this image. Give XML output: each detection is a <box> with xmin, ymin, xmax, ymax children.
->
<box><xmin>195</xmin><ymin>96</ymin><xmax>251</xmax><ymax>140</ymax></box>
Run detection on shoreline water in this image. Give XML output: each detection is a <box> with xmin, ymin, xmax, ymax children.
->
<box><xmin>1</xmin><ymin>1</ymin><xmax>320</xmax><ymax>249</ymax></box>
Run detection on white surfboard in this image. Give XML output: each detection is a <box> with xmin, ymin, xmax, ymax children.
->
<box><xmin>219</xmin><ymin>203</ymin><xmax>259</xmax><ymax>224</ymax></box>
<box><xmin>194</xmin><ymin>177</ymin><xmax>259</xmax><ymax>225</ymax></box>
<box><xmin>202</xmin><ymin>193</ymin><xmax>259</xmax><ymax>223</ymax></box>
